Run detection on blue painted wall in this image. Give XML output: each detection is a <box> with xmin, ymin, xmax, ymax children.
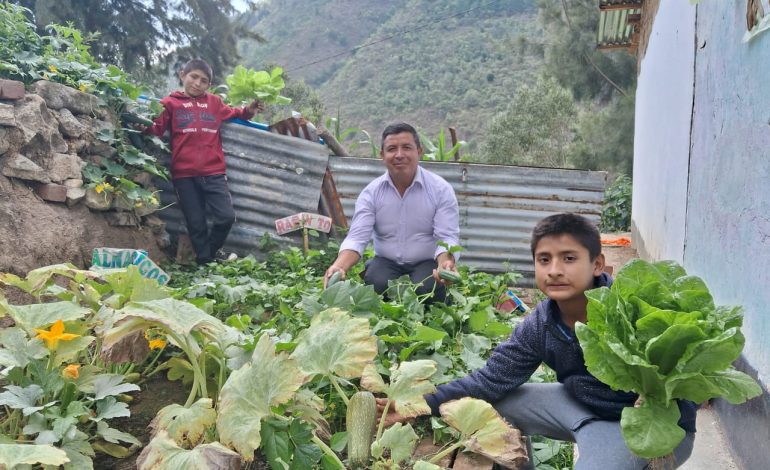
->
<box><xmin>635</xmin><ymin>1</ymin><xmax>770</xmax><ymax>468</ymax></box>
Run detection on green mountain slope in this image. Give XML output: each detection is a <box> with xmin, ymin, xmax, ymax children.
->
<box><xmin>238</xmin><ymin>0</ymin><xmax>542</xmax><ymax>152</ymax></box>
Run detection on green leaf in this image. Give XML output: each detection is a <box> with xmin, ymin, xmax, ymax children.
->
<box><xmin>361</xmin><ymin>360</ymin><xmax>436</xmax><ymax>417</ymax></box>
<box><xmin>665</xmin><ymin>369</ymin><xmax>762</xmax><ymax>404</ymax></box>
<box><xmin>260</xmin><ymin>420</ymin><xmax>291</xmax><ymax>468</ymax></box>
<box><xmin>329</xmin><ymin>432</ymin><xmax>348</xmax><ymax>453</ymax></box>
<box><xmin>150</xmin><ymin>399</ymin><xmax>216</xmax><ymax>447</ymax></box>
<box><xmin>0</xmin><ymin>443</ymin><xmax>69</xmax><ymax>467</ymax></box>
<box><xmin>290</xmin><ymin>308</ymin><xmax>377</xmax><ymax>379</ymax></box>
<box><xmin>290</xmin><ymin>442</ymin><xmax>322</xmax><ymax>470</ymax></box>
<box><xmin>370</xmin><ymin>423</ymin><xmax>418</xmax><ymax>464</ymax></box>
<box><xmin>7</xmin><ymin>302</ymin><xmax>91</xmax><ymax>333</ymax></box>
<box><xmin>92</xmin><ymin>374</ymin><xmax>140</xmax><ymax>400</ymax></box>
<box><xmin>217</xmin><ymin>335</ymin><xmax>306</xmax><ymax>460</ymax></box>
<box><xmin>93</xmin><ymin>396</ymin><xmax>130</xmax><ymax>421</ymax></box>
<box><xmin>0</xmin><ymin>327</ymin><xmax>47</xmax><ymax>369</ymax></box>
<box><xmin>96</xmin><ymin>421</ymin><xmax>141</xmax><ymax>445</ymax></box>
<box><xmin>644</xmin><ymin>324</ymin><xmax>706</xmax><ymax>375</ymax></box>
<box><xmin>620</xmin><ymin>400</ymin><xmax>684</xmax><ymax>459</ymax></box>
<box><xmin>0</xmin><ymin>384</ymin><xmax>55</xmax><ymax>416</ymax></box>
<box><xmin>136</xmin><ymin>431</ymin><xmax>241</xmax><ymax>469</ymax></box>
<box><xmin>410</xmin><ymin>325</ymin><xmax>447</xmax><ymax>343</ymax></box>
<box><xmin>439</xmin><ymin>397</ymin><xmax>528</xmax><ymax>468</ymax></box>
<box><xmin>676</xmin><ymin>327</ymin><xmax>745</xmax><ymax>374</ymax></box>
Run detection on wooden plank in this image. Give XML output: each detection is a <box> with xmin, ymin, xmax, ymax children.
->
<box><xmin>452</xmin><ymin>451</ymin><xmax>494</xmax><ymax>470</ymax></box>
<box><xmin>412</xmin><ymin>438</ymin><xmax>453</xmax><ymax>468</ymax></box>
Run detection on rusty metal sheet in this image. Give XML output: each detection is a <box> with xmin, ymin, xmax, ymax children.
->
<box><xmin>155</xmin><ymin>121</ymin><xmax>330</xmax><ymax>256</ymax></box>
<box><xmin>327</xmin><ymin>157</ymin><xmax>607</xmax><ymax>281</ymax></box>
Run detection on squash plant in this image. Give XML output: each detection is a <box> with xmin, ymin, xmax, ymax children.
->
<box><xmin>575</xmin><ymin>259</ymin><xmax>762</xmax><ymax>458</ymax></box>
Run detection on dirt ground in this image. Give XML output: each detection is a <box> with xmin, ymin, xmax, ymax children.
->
<box><xmin>600</xmin><ymin>232</ymin><xmax>638</xmax><ymax>275</ymax></box>
<box><xmin>0</xmin><ymin>174</ymin><xmax>167</xmax><ymax>278</ymax></box>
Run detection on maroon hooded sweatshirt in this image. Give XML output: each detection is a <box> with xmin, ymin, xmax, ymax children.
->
<box><xmin>146</xmin><ymin>91</ymin><xmax>254</xmax><ymax>179</ymax></box>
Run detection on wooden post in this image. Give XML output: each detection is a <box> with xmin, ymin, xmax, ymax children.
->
<box><xmin>318</xmin><ymin>126</ymin><xmax>351</xmax><ymax>156</ymax></box>
<box><xmin>449</xmin><ymin>127</ymin><xmax>461</xmax><ymax>161</ymax></box>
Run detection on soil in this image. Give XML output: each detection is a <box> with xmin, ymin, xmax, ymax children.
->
<box><xmin>92</xmin><ymin>376</ymin><xmax>189</xmax><ymax>470</ymax></box>
<box><xmin>0</xmin><ymin>174</ymin><xmax>167</xmax><ymax>277</ymax></box>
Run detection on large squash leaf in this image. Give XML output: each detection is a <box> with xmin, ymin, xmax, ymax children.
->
<box><xmin>439</xmin><ymin>397</ymin><xmax>528</xmax><ymax>469</ymax></box>
<box><xmin>361</xmin><ymin>360</ymin><xmax>436</xmax><ymax>417</ymax></box>
<box><xmin>150</xmin><ymin>399</ymin><xmax>216</xmax><ymax>448</ymax></box>
<box><xmin>6</xmin><ymin>302</ymin><xmax>91</xmax><ymax>333</ymax></box>
<box><xmin>136</xmin><ymin>431</ymin><xmax>241</xmax><ymax>470</ymax></box>
<box><xmin>370</xmin><ymin>422</ymin><xmax>418</xmax><ymax>465</ymax></box>
<box><xmin>0</xmin><ymin>442</ymin><xmax>69</xmax><ymax>467</ymax></box>
<box><xmin>217</xmin><ymin>335</ymin><xmax>306</xmax><ymax>460</ymax></box>
<box><xmin>290</xmin><ymin>308</ymin><xmax>377</xmax><ymax>379</ymax></box>
<box><xmin>0</xmin><ymin>327</ymin><xmax>47</xmax><ymax>370</ymax></box>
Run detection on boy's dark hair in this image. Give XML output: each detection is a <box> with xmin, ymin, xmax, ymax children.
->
<box><xmin>181</xmin><ymin>59</ymin><xmax>213</xmax><ymax>82</ymax></box>
<box><xmin>530</xmin><ymin>213</ymin><xmax>601</xmax><ymax>260</ymax></box>
<box><xmin>381</xmin><ymin>122</ymin><xmax>421</xmax><ymax>150</ymax></box>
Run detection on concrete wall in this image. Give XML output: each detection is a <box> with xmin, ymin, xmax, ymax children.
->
<box><xmin>631</xmin><ymin>0</ymin><xmax>695</xmax><ymax>263</ymax></box>
<box><xmin>635</xmin><ymin>2</ymin><xmax>770</xmax><ymax>468</ymax></box>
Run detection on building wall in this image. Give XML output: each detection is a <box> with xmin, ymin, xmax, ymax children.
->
<box><xmin>631</xmin><ymin>0</ymin><xmax>695</xmax><ymax>263</ymax></box>
<box><xmin>635</xmin><ymin>2</ymin><xmax>770</xmax><ymax>468</ymax></box>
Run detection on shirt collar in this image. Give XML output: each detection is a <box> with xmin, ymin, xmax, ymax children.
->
<box><xmin>384</xmin><ymin>166</ymin><xmax>423</xmax><ymax>190</ymax></box>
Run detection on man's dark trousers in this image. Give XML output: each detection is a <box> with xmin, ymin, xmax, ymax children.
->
<box><xmin>364</xmin><ymin>256</ymin><xmax>446</xmax><ymax>302</ymax></box>
<box><xmin>173</xmin><ymin>175</ymin><xmax>235</xmax><ymax>264</ymax></box>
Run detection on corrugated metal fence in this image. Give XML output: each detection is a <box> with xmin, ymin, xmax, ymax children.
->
<box><xmin>157</xmin><ymin>124</ymin><xmax>607</xmax><ymax>280</ymax></box>
<box><xmin>328</xmin><ymin>157</ymin><xmax>607</xmax><ymax>280</ymax></box>
<box><xmin>157</xmin><ymin>122</ymin><xmax>330</xmax><ymax>255</ymax></box>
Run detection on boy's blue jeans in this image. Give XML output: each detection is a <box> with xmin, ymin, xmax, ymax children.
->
<box><xmin>493</xmin><ymin>383</ymin><xmax>695</xmax><ymax>470</ymax></box>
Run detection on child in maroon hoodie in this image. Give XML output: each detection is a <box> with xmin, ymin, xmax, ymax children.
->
<box><xmin>145</xmin><ymin>59</ymin><xmax>263</xmax><ymax>264</ymax></box>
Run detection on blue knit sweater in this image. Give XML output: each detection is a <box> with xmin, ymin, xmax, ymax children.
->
<box><xmin>425</xmin><ymin>273</ymin><xmax>697</xmax><ymax>433</ymax></box>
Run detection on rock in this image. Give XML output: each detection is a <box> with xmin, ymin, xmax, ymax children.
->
<box><xmin>0</xmin><ymin>103</ymin><xmax>15</xmax><ymax>126</ymax></box>
<box><xmin>34</xmin><ymin>183</ymin><xmax>67</xmax><ymax>202</ymax></box>
<box><xmin>43</xmin><ymin>152</ymin><xmax>83</xmax><ymax>183</ymax></box>
<box><xmin>30</xmin><ymin>80</ymin><xmax>106</xmax><ymax>116</ymax></box>
<box><xmin>1</xmin><ymin>153</ymin><xmax>51</xmax><ymax>183</ymax></box>
<box><xmin>112</xmin><ymin>194</ymin><xmax>136</xmax><ymax>212</ymax></box>
<box><xmin>13</xmin><ymin>95</ymin><xmax>69</xmax><ymax>160</ymax></box>
<box><xmin>68</xmin><ymin>139</ymin><xmax>88</xmax><ymax>154</ymax></box>
<box><xmin>63</xmin><ymin>178</ymin><xmax>84</xmax><ymax>188</ymax></box>
<box><xmin>0</xmin><ymin>79</ymin><xmax>25</xmax><ymax>101</ymax></box>
<box><xmin>142</xmin><ymin>214</ymin><xmax>166</xmax><ymax>234</ymax></box>
<box><xmin>104</xmin><ymin>211</ymin><xmax>140</xmax><ymax>226</ymax></box>
<box><xmin>65</xmin><ymin>186</ymin><xmax>86</xmax><ymax>207</ymax></box>
<box><xmin>54</xmin><ymin>108</ymin><xmax>87</xmax><ymax>138</ymax></box>
<box><xmin>85</xmin><ymin>187</ymin><xmax>113</xmax><ymax>211</ymax></box>
<box><xmin>134</xmin><ymin>204</ymin><xmax>157</xmax><ymax>218</ymax></box>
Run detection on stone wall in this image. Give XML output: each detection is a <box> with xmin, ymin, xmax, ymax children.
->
<box><xmin>0</xmin><ymin>79</ymin><xmax>168</xmax><ymax>275</ymax></box>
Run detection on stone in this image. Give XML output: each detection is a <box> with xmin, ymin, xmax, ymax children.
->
<box><xmin>142</xmin><ymin>214</ymin><xmax>166</xmax><ymax>234</ymax></box>
<box><xmin>68</xmin><ymin>139</ymin><xmax>88</xmax><ymax>154</ymax></box>
<box><xmin>13</xmin><ymin>95</ymin><xmax>69</xmax><ymax>160</ymax></box>
<box><xmin>55</xmin><ymin>108</ymin><xmax>87</xmax><ymax>138</ymax></box>
<box><xmin>112</xmin><ymin>194</ymin><xmax>136</xmax><ymax>212</ymax></box>
<box><xmin>34</xmin><ymin>183</ymin><xmax>67</xmax><ymax>202</ymax></box>
<box><xmin>84</xmin><ymin>187</ymin><xmax>113</xmax><ymax>211</ymax></box>
<box><xmin>30</xmin><ymin>80</ymin><xmax>106</xmax><ymax>116</ymax></box>
<box><xmin>1</xmin><ymin>153</ymin><xmax>50</xmax><ymax>183</ymax></box>
<box><xmin>0</xmin><ymin>79</ymin><xmax>25</xmax><ymax>100</ymax></box>
<box><xmin>65</xmin><ymin>186</ymin><xmax>86</xmax><ymax>207</ymax></box>
<box><xmin>0</xmin><ymin>103</ymin><xmax>15</xmax><ymax>126</ymax></box>
<box><xmin>63</xmin><ymin>178</ymin><xmax>84</xmax><ymax>189</ymax></box>
<box><xmin>104</xmin><ymin>211</ymin><xmax>140</xmax><ymax>226</ymax></box>
<box><xmin>43</xmin><ymin>153</ymin><xmax>83</xmax><ymax>183</ymax></box>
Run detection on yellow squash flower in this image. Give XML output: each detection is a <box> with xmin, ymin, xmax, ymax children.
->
<box><xmin>79</xmin><ymin>83</ymin><xmax>88</xmax><ymax>92</ymax></box>
<box><xmin>34</xmin><ymin>319</ymin><xmax>80</xmax><ymax>350</ymax></box>
<box><xmin>148</xmin><ymin>339</ymin><xmax>167</xmax><ymax>350</ymax></box>
<box><xmin>48</xmin><ymin>64</ymin><xmax>58</xmax><ymax>73</ymax></box>
<box><xmin>63</xmin><ymin>364</ymin><xmax>80</xmax><ymax>379</ymax></box>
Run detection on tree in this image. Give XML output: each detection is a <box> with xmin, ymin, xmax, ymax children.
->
<box><xmin>481</xmin><ymin>76</ymin><xmax>576</xmax><ymax>168</ymax></box>
<box><xmin>11</xmin><ymin>0</ymin><xmax>263</xmax><ymax>82</ymax></box>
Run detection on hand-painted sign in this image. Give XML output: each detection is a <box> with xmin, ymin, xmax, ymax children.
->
<box><xmin>274</xmin><ymin>212</ymin><xmax>332</xmax><ymax>235</ymax></box>
<box><xmin>90</xmin><ymin>248</ymin><xmax>170</xmax><ymax>285</ymax></box>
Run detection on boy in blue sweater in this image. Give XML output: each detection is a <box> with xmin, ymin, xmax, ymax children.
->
<box><xmin>384</xmin><ymin>213</ymin><xmax>696</xmax><ymax>469</ymax></box>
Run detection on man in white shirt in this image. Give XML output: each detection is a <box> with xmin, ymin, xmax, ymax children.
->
<box><xmin>324</xmin><ymin>122</ymin><xmax>460</xmax><ymax>302</ymax></box>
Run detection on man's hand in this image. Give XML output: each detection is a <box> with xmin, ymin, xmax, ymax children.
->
<box><xmin>324</xmin><ymin>265</ymin><xmax>346</xmax><ymax>288</ymax></box>
<box><xmin>247</xmin><ymin>100</ymin><xmax>265</xmax><ymax>115</ymax></box>
<box><xmin>433</xmin><ymin>252</ymin><xmax>457</xmax><ymax>284</ymax></box>
<box><xmin>376</xmin><ymin>398</ymin><xmax>418</xmax><ymax>428</ymax></box>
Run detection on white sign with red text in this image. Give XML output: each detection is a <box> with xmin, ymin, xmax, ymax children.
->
<box><xmin>274</xmin><ymin>212</ymin><xmax>332</xmax><ymax>235</ymax></box>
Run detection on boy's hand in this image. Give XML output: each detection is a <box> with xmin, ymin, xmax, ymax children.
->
<box><xmin>376</xmin><ymin>398</ymin><xmax>415</xmax><ymax>427</ymax></box>
<box><xmin>247</xmin><ymin>100</ymin><xmax>265</xmax><ymax>114</ymax></box>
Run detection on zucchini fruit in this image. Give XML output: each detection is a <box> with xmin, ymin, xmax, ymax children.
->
<box><xmin>327</xmin><ymin>270</ymin><xmax>342</xmax><ymax>287</ymax></box>
<box><xmin>346</xmin><ymin>391</ymin><xmax>377</xmax><ymax>468</ymax></box>
<box><xmin>438</xmin><ymin>268</ymin><xmax>462</xmax><ymax>284</ymax></box>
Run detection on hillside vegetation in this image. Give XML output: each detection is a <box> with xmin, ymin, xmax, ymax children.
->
<box><xmin>238</xmin><ymin>0</ymin><xmax>542</xmax><ymax>152</ymax></box>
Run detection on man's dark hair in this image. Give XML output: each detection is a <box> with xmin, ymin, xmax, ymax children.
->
<box><xmin>181</xmin><ymin>59</ymin><xmax>213</xmax><ymax>82</ymax></box>
<box><xmin>381</xmin><ymin>122</ymin><xmax>421</xmax><ymax>150</ymax></box>
<box><xmin>530</xmin><ymin>213</ymin><xmax>601</xmax><ymax>260</ymax></box>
